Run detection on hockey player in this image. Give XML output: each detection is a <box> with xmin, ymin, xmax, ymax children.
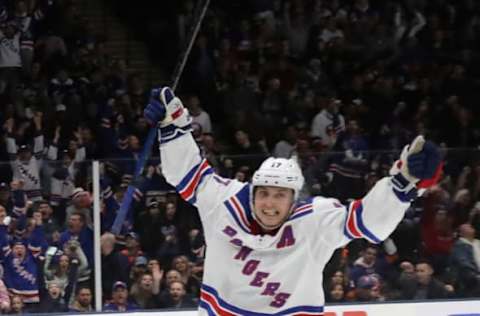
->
<box><xmin>144</xmin><ymin>87</ymin><xmax>442</xmax><ymax>315</ymax></box>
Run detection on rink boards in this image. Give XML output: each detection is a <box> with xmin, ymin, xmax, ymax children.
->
<box><xmin>81</xmin><ymin>300</ymin><xmax>479</xmax><ymax>315</ymax></box>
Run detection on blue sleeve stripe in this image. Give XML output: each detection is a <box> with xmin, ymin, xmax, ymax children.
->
<box><xmin>355</xmin><ymin>203</ymin><xmax>382</xmax><ymax>244</ymax></box>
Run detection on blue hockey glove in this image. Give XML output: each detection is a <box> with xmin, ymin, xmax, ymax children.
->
<box><xmin>144</xmin><ymin>88</ymin><xmax>167</xmax><ymax>125</ymax></box>
<box><xmin>390</xmin><ymin>136</ymin><xmax>443</xmax><ymax>198</ymax></box>
<box><xmin>143</xmin><ymin>87</ymin><xmax>190</xmax><ymax>127</ymax></box>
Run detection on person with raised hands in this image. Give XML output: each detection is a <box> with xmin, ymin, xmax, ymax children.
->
<box><xmin>144</xmin><ymin>87</ymin><xmax>443</xmax><ymax>315</ymax></box>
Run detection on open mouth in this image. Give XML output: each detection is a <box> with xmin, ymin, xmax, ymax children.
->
<box><xmin>261</xmin><ymin>209</ymin><xmax>279</xmax><ymax>217</ymax></box>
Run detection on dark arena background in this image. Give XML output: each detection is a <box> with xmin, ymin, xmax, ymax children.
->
<box><xmin>0</xmin><ymin>0</ymin><xmax>478</xmax><ymax>315</ymax></box>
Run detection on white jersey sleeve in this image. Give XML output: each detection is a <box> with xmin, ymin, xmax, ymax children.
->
<box><xmin>159</xmin><ymin>129</ymin><xmax>244</xmax><ymax>220</ymax></box>
<box><xmin>307</xmin><ymin>176</ymin><xmax>411</xmax><ymax>255</ymax></box>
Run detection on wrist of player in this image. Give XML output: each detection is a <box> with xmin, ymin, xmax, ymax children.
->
<box><xmin>145</xmin><ymin>87</ymin><xmax>193</xmax><ymax>143</ymax></box>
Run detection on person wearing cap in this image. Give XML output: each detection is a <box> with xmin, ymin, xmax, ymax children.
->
<box><xmin>0</xmin><ymin>210</ymin><xmax>46</xmax><ymax>304</ymax></box>
<box><xmin>4</xmin><ymin>113</ymin><xmax>54</xmax><ymax>202</ymax></box>
<box><xmin>103</xmin><ymin>281</ymin><xmax>138</xmax><ymax>312</ymax></box>
<box><xmin>354</xmin><ymin>275</ymin><xmax>379</xmax><ymax>302</ymax></box>
<box><xmin>136</xmin><ymin>199</ymin><xmax>164</xmax><ymax>256</ymax></box>
<box><xmin>129</xmin><ymin>255</ymin><xmax>149</xmax><ymax>288</ymax></box>
<box><xmin>50</xmin><ymin>129</ymin><xmax>87</xmax><ymax>209</ymax></box>
<box><xmin>310</xmin><ymin>93</ymin><xmax>346</xmax><ymax>149</ymax></box>
<box><xmin>65</xmin><ymin>187</ymin><xmax>93</xmax><ymax>228</ymax></box>
<box><xmin>120</xmin><ymin>232</ymin><xmax>144</xmax><ymax>266</ymax></box>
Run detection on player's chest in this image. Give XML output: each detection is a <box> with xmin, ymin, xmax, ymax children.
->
<box><xmin>207</xmin><ymin>218</ymin><xmax>310</xmax><ymax>308</ymax></box>
<box><xmin>209</xmin><ymin>214</ymin><xmax>309</xmax><ymax>274</ymax></box>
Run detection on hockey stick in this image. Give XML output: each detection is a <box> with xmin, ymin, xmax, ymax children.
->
<box><xmin>111</xmin><ymin>0</ymin><xmax>211</xmax><ymax>235</ymax></box>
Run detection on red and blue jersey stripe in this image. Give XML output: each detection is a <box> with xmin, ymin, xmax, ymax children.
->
<box><xmin>200</xmin><ymin>284</ymin><xmax>324</xmax><ymax>316</ymax></box>
<box><xmin>177</xmin><ymin>158</ymin><xmax>214</xmax><ymax>204</ymax></box>
<box><xmin>288</xmin><ymin>199</ymin><xmax>314</xmax><ymax>222</ymax></box>
<box><xmin>343</xmin><ymin>199</ymin><xmax>381</xmax><ymax>244</ymax></box>
<box><xmin>224</xmin><ymin>185</ymin><xmax>254</xmax><ymax>233</ymax></box>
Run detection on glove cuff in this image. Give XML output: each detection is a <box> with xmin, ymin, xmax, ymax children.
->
<box><xmin>158</xmin><ymin>123</ymin><xmax>193</xmax><ymax>145</ymax></box>
<box><xmin>390</xmin><ymin>173</ymin><xmax>418</xmax><ymax>202</ymax></box>
<box><xmin>158</xmin><ymin>96</ymin><xmax>193</xmax><ymax>144</ymax></box>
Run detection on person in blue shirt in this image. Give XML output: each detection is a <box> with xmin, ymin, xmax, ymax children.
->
<box><xmin>103</xmin><ymin>281</ymin><xmax>138</xmax><ymax>312</ymax></box>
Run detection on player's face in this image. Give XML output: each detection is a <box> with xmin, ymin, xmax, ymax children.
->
<box><xmin>253</xmin><ymin>186</ymin><xmax>294</xmax><ymax>230</ymax></box>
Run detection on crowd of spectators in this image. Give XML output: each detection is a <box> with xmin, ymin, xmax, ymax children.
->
<box><xmin>0</xmin><ymin>0</ymin><xmax>480</xmax><ymax>313</ymax></box>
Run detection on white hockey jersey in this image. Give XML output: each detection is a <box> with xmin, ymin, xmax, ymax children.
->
<box><xmin>6</xmin><ymin>135</ymin><xmax>56</xmax><ymax>201</ymax></box>
<box><xmin>160</xmin><ymin>130</ymin><xmax>413</xmax><ymax>316</ymax></box>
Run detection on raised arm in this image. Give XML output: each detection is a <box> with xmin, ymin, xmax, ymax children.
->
<box><xmin>28</xmin><ymin>213</ymin><xmax>48</xmax><ymax>257</ymax></box>
<box><xmin>0</xmin><ymin>219</ymin><xmax>11</xmax><ymax>260</ymax></box>
<box><xmin>350</xmin><ymin>136</ymin><xmax>441</xmax><ymax>240</ymax></box>
<box><xmin>312</xmin><ymin>136</ymin><xmax>443</xmax><ymax>250</ymax></box>
<box><xmin>144</xmin><ymin>88</ymin><xmax>244</xmax><ymax>216</ymax></box>
<box><xmin>46</xmin><ymin>125</ymin><xmax>61</xmax><ymax>161</ymax></box>
<box><xmin>73</xmin><ymin>129</ymin><xmax>86</xmax><ymax>162</ymax></box>
<box><xmin>4</xmin><ymin>118</ymin><xmax>18</xmax><ymax>160</ymax></box>
<box><xmin>32</xmin><ymin>112</ymin><xmax>45</xmax><ymax>161</ymax></box>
